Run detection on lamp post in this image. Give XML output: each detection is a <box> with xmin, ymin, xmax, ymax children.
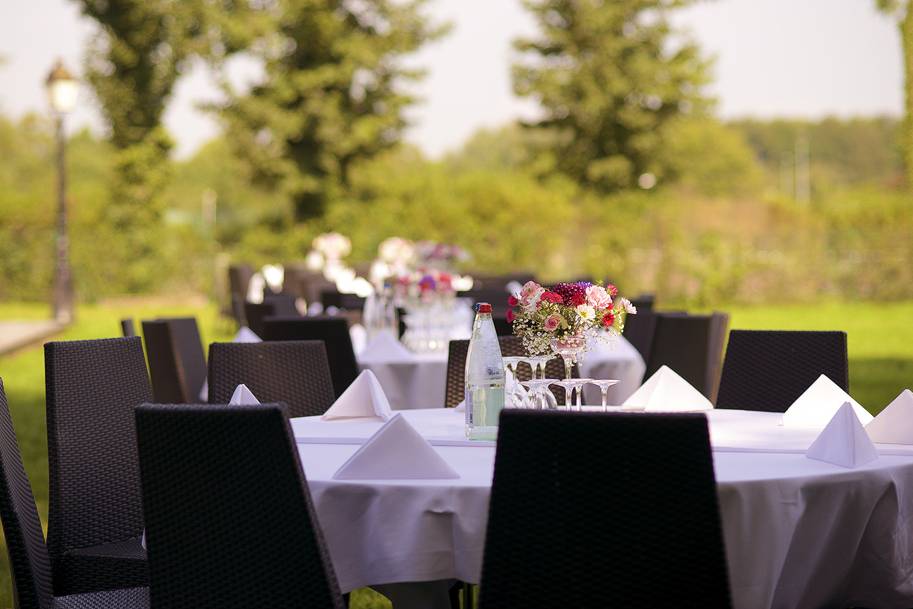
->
<box><xmin>45</xmin><ymin>59</ymin><xmax>78</xmax><ymax>324</ymax></box>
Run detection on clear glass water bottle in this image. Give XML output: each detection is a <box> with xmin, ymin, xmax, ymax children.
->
<box><xmin>465</xmin><ymin>303</ymin><xmax>505</xmax><ymax>440</ymax></box>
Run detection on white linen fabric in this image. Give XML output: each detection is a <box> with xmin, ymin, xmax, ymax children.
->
<box><xmin>806</xmin><ymin>402</ymin><xmax>878</xmax><ymax>468</ymax></box>
<box><xmin>782</xmin><ymin>374</ymin><xmax>873</xmax><ymax>428</ymax></box>
<box><xmin>358</xmin><ymin>350</ymin><xmax>449</xmax><ymax>410</ymax></box>
<box><xmin>866</xmin><ymin>389</ymin><xmax>913</xmax><ymax>444</ymax></box>
<box><xmin>322</xmin><ymin>370</ymin><xmax>392</xmax><ymax>421</ymax></box>
<box><xmin>332</xmin><ymin>414</ymin><xmax>459</xmax><ymax>480</ymax></box>
<box><xmin>229</xmin><ymin>384</ymin><xmax>260</xmax><ymax>406</ymax></box>
<box><xmin>359</xmin><ymin>330</ymin><xmax>413</xmax><ymax>361</ymax></box>
<box><xmin>579</xmin><ymin>334</ymin><xmax>645</xmax><ymax>404</ymax></box>
<box><xmin>621</xmin><ymin>365</ymin><xmax>713</xmax><ymax>412</ymax></box>
<box><xmin>294</xmin><ymin>408</ymin><xmax>913</xmax><ymax>609</ymax></box>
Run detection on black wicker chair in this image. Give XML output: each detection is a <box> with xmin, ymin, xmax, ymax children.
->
<box><xmin>491</xmin><ymin>316</ymin><xmax>512</xmax><ymax>336</ymax></box>
<box><xmin>243</xmin><ymin>295</ymin><xmax>300</xmax><ymax>338</ymax></box>
<box><xmin>135</xmin><ymin>403</ymin><xmax>345</xmax><ymax>609</ymax></box>
<box><xmin>208</xmin><ymin>341</ymin><xmax>335</xmax><ymax>418</ymax></box>
<box><xmin>262</xmin><ymin>317</ymin><xmax>359</xmax><ymax>398</ymax></box>
<box><xmin>716</xmin><ymin>330</ymin><xmax>849</xmax><ymax>412</ymax></box>
<box><xmin>444</xmin><ymin>336</ymin><xmax>572</xmax><ymax>407</ymax></box>
<box><xmin>141</xmin><ymin>318</ymin><xmax>207</xmax><ymax>404</ymax></box>
<box><xmin>645</xmin><ymin>312</ymin><xmax>730</xmax><ymax>401</ymax></box>
<box><xmin>44</xmin><ymin>337</ymin><xmax>150</xmax><ymax>596</ymax></box>
<box><xmin>0</xmin><ymin>379</ymin><xmax>149</xmax><ymax>609</ymax></box>
<box><xmin>478</xmin><ymin>410</ymin><xmax>732</xmax><ymax>609</ymax></box>
<box><xmin>119</xmin><ymin>319</ymin><xmax>136</xmax><ymax>338</ymax></box>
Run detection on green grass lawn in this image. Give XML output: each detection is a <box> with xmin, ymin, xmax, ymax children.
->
<box><xmin>0</xmin><ymin>298</ymin><xmax>910</xmax><ymax>608</ymax></box>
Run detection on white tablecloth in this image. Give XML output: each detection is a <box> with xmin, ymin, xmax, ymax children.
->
<box><xmin>357</xmin><ymin>352</ymin><xmax>449</xmax><ymax>410</ymax></box>
<box><xmin>293</xmin><ymin>409</ymin><xmax>913</xmax><ymax>609</ymax></box>
<box><xmin>356</xmin><ymin>335</ymin><xmax>645</xmax><ymax>410</ymax></box>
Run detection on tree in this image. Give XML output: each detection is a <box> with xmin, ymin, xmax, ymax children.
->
<box><xmin>513</xmin><ymin>0</ymin><xmax>711</xmax><ymax>193</ymax></box>
<box><xmin>214</xmin><ymin>0</ymin><xmax>444</xmax><ymax>222</ymax></box>
<box><xmin>876</xmin><ymin>0</ymin><xmax>913</xmax><ymax>188</ymax></box>
<box><xmin>75</xmin><ymin>0</ymin><xmax>213</xmax><ymax>290</ymax></box>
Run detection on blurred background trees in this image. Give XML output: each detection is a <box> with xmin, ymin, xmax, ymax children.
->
<box><xmin>0</xmin><ymin>0</ymin><xmax>910</xmax><ymax>306</ymax></box>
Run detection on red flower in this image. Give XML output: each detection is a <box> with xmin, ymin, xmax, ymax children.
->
<box><xmin>506</xmin><ymin>309</ymin><xmax>516</xmax><ymax>324</ymax></box>
<box><xmin>569</xmin><ymin>293</ymin><xmax>586</xmax><ymax>307</ymax></box>
<box><xmin>541</xmin><ymin>291</ymin><xmax>564</xmax><ymax>304</ymax></box>
<box><xmin>606</xmin><ymin>284</ymin><xmax>619</xmax><ymax>297</ymax></box>
<box><xmin>602</xmin><ymin>312</ymin><xmax>616</xmax><ymax>328</ymax></box>
<box><xmin>507</xmin><ymin>295</ymin><xmax>518</xmax><ymax>307</ymax></box>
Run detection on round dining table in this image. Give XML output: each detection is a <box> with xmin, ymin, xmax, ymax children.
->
<box><xmin>355</xmin><ymin>335</ymin><xmax>646</xmax><ymax>410</ymax></box>
<box><xmin>292</xmin><ymin>408</ymin><xmax>913</xmax><ymax>609</ymax></box>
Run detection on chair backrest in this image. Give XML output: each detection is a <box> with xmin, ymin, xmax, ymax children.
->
<box><xmin>44</xmin><ymin>337</ymin><xmax>151</xmax><ymax>567</ymax></box>
<box><xmin>621</xmin><ymin>309</ymin><xmax>658</xmax><ymax>361</ymax></box>
<box><xmin>491</xmin><ymin>316</ymin><xmax>512</xmax><ymax>336</ymax></box>
<box><xmin>141</xmin><ymin>317</ymin><xmax>207</xmax><ymax>403</ymax></box>
<box><xmin>319</xmin><ymin>291</ymin><xmax>366</xmax><ymax>312</ymax></box>
<box><xmin>228</xmin><ymin>264</ymin><xmax>254</xmax><ymax>302</ymax></box>
<box><xmin>208</xmin><ymin>341</ymin><xmax>336</xmax><ymax>418</ymax></box>
<box><xmin>0</xmin><ymin>380</ymin><xmax>53</xmax><ymax>609</ymax></box>
<box><xmin>478</xmin><ymin>410</ymin><xmax>732</xmax><ymax>608</ymax></box>
<box><xmin>444</xmin><ymin>336</ymin><xmax>572</xmax><ymax>407</ymax></box>
<box><xmin>262</xmin><ymin>317</ymin><xmax>359</xmax><ymax>398</ymax></box>
<box><xmin>645</xmin><ymin>312</ymin><xmax>730</xmax><ymax>400</ymax></box>
<box><xmin>120</xmin><ymin>319</ymin><xmax>136</xmax><ymax>338</ymax></box>
<box><xmin>243</xmin><ymin>295</ymin><xmax>300</xmax><ymax>338</ymax></box>
<box><xmin>135</xmin><ymin>403</ymin><xmax>345</xmax><ymax>609</ymax></box>
<box><xmin>716</xmin><ymin>330</ymin><xmax>849</xmax><ymax>412</ymax></box>
<box><xmin>460</xmin><ymin>289</ymin><xmax>512</xmax><ymax>316</ymax></box>
<box><xmin>630</xmin><ymin>293</ymin><xmax>655</xmax><ymax>313</ymax></box>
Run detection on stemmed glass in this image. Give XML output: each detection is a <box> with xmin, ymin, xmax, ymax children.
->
<box><xmin>526</xmin><ymin>355</ymin><xmax>553</xmax><ymax>380</ymax></box>
<box><xmin>503</xmin><ymin>357</ymin><xmax>530</xmax><ymax>409</ymax></box>
<box><xmin>550</xmin><ymin>334</ymin><xmax>587</xmax><ymax>380</ymax></box>
<box><xmin>521</xmin><ymin>380</ymin><xmax>559</xmax><ymax>410</ymax></box>
<box><xmin>551</xmin><ymin>379</ymin><xmax>591</xmax><ymax>411</ymax></box>
<box><xmin>587</xmin><ymin>379</ymin><xmax>621</xmax><ymax>412</ymax></box>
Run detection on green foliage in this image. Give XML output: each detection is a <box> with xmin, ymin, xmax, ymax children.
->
<box><xmin>874</xmin><ymin>0</ymin><xmax>912</xmax><ymax>187</ymax></box>
<box><xmin>213</xmin><ymin>0</ymin><xmax>446</xmax><ymax>221</ymax></box>
<box><xmin>513</xmin><ymin>0</ymin><xmax>711</xmax><ymax>192</ymax></box>
<box><xmin>730</xmin><ymin>116</ymin><xmax>904</xmax><ymax>189</ymax></box>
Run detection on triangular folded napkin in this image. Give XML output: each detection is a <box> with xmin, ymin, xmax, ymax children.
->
<box><xmin>806</xmin><ymin>402</ymin><xmax>879</xmax><ymax>468</ymax></box>
<box><xmin>865</xmin><ymin>389</ymin><xmax>913</xmax><ymax>444</ymax></box>
<box><xmin>229</xmin><ymin>384</ymin><xmax>260</xmax><ymax>405</ymax></box>
<box><xmin>782</xmin><ymin>375</ymin><xmax>873</xmax><ymax>428</ymax></box>
<box><xmin>358</xmin><ymin>330</ymin><xmax>412</xmax><ymax>361</ymax></box>
<box><xmin>333</xmin><ymin>414</ymin><xmax>460</xmax><ymax>480</ymax></box>
<box><xmin>322</xmin><ymin>370</ymin><xmax>393</xmax><ymax>421</ymax></box>
<box><xmin>233</xmin><ymin>326</ymin><xmax>262</xmax><ymax>343</ymax></box>
<box><xmin>622</xmin><ymin>365</ymin><xmax>713</xmax><ymax>412</ymax></box>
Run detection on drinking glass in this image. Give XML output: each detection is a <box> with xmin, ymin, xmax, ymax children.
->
<box><xmin>550</xmin><ymin>334</ymin><xmax>587</xmax><ymax>380</ymax></box>
<box><xmin>503</xmin><ymin>357</ymin><xmax>530</xmax><ymax>409</ymax></box>
<box><xmin>587</xmin><ymin>379</ymin><xmax>621</xmax><ymax>412</ymax></box>
<box><xmin>520</xmin><ymin>380</ymin><xmax>559</xmax><ymax>410</ymax></box>
<box><xmin>551</xmin><ymin>379</ymin><xmax>590</xmax><ymax>411</ymax></box>
<box><xmin>526</xmin><ymin>355</ymin><xmax>553</xmax><ymax>380</ymax></box>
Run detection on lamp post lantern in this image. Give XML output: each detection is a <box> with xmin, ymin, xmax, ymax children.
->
<box><xmin>45</xmin><ymin>59</ymin><xmax>78</xmax><ymax>324</ymax></box>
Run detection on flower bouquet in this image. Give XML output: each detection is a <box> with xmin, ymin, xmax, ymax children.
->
<box><xmin>508</xmin><ymin>281</ymin><xmax>636</xmax><ymax>375</ymax></box>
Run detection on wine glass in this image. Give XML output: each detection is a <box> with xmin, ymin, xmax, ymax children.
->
<box><xmin>521</xmin><ymin>380</ymin><xmax>559</xmax><ymax>410</ymax></box>
<box><xmin>503</xmin><ymin>357</ymin><xmax>530</xmax><ymax>409</ymax></box>
<box><xmin>587</xmin><ymin>379</ymin><xmax>621</xmax><ymax>412</ymax></box>
<box><xmin>526</xmin><ymin>355</ymin><xmax>554</xmax><ymax>380</ymax></box>
<box><xmin>551</xmin><ymin>379</ymin><xmax>590</xmax><ymax>411</ymax></box>
<box><xmin>550</xmin><ymin>334</ymin><xmax>587</xmax><ymax>380</ymax></box>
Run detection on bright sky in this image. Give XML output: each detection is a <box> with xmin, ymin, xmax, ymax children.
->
<box><xmin>0</xmin><ymin>0</ymin><xmax>903</xmax><ymax>159</ymax></box>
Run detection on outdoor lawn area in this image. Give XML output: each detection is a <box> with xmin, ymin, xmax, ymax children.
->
<box><xmin>0</xmin><ymin>299</ymin><xmax>910</xmax><ymax>608</ymax></box>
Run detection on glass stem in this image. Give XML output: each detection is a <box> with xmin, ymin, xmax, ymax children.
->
<box><xmin>601</xmin><ymin>388</ymin><xmax>608</xmax><ymax>412</ymax></box>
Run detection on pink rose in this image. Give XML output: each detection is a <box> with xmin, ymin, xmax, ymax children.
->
<box><xmin>519</xmin><ymin>281</ymin><xmax>545</xmax><ymax>312</ymax></box>
<box><xmin>585</xmin><ymin>285</ymin><xmax>612</xmax><ymax>310</ymax></box>
<box><xmin>543</xmin><ymin>314</ymin><xmax>562</xmax><ymax>332</ymax></box>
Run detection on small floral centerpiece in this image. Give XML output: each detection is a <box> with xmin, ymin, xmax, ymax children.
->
<box><xmin>392</xmin><ymin>268</ymin><xmax>458</xmax><ymax>305</ymax></box>
<box><xmin>508</xmin><ymin>280</ymin><xmax>636</xmax><ymax>357</ymax></box>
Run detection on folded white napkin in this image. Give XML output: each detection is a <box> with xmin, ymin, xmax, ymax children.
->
<box><xmin>865</xmin><ymin>389</ymin><xmax>913</xmax><ymax>444</ymax></box>
<box><xmin>782</xmin><ymin>375</ymin><xmax>873</xmax><ymax>428</ymax></box>
<box><xmin>806</xmin><ymin>401</ymin><xmax>878</xmax><ymax>468</ymax></box>
<box><xmin>234</xmin><ymin>326</ymin><xmax>262</xmax><ymax>343</ymax></box>
<box><xmin>358</xmin><ymin>330</ymin><xmax>412</xmax><ymax>361</ymax></box>
<box><xmin>621</xmin><ymin>365</ymin><xmax>712</xmax><ymax>412</ymax></box>
<box><xmin>229</xmin><ymin>384</ymin><xmax>260</xmax><ymax>405</ymax></box>
<box><xmin>332</xmin><ymin>414</ymin><xmax>460</xmax><ymax>480</ymax></box>
<box><xmin>322</xmin><ymin>370</ymin><xmax>393</xmax><ymax>421</ymax></box>
<box><xmin>454</xmin><ymin>401</ymin><xmax>465</xmax><ymax>412</ymax></box>
<box><xmin>198</xmin><ymin>328</ymin><xmax>263</xmax><ymax>401</ymax></box>
<box><xmin>504</xmin><ymin>368</ymin><xmax>529</xmax><ymax>408</ymax></box>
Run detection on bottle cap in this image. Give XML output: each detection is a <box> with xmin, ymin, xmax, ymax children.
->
<box><xmin>475</xmin><ymin>302</ymin><xmax>492</xmax><ymax>314</ymax></box>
